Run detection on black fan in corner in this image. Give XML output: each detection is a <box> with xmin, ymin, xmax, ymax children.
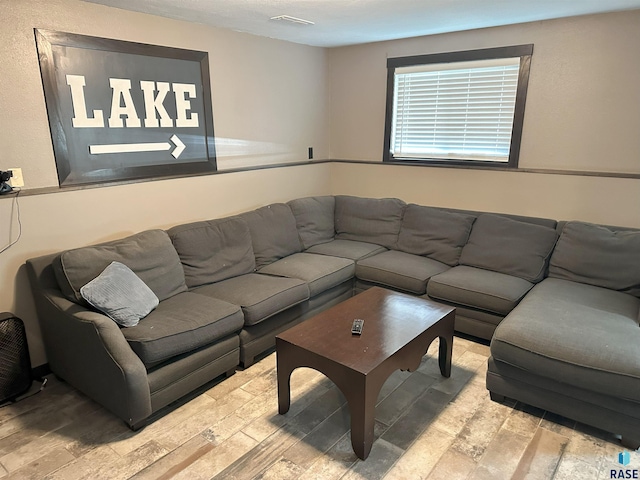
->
<box><xmin>0</xmin><ymin>313</ymin><xmax>32</xmax><ymax>404</ymax></box>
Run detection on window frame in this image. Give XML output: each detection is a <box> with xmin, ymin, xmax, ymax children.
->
<box><xmin>383</xmin><ymin>44</ymin><xmax>533</xmax><ymax>169</ymax></box>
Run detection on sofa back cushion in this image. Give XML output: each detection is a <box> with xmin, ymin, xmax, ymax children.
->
<box><xmin>397</xmin><ymin>204</ymin><xmax>476</xmax><ymax>266</ymax></box>
<box><xmin>549</xmin><ymin>221</ymin><xmax>640</xmax><ymax>297</ymax></box>
<box><xmin>459</xmin><ymin>214</ymin><xmax>559</xmax><ymax>283</ymax></box>
<box><xmin>444</xmin><ymin>207</ymin><xmax>557</xmax><ymax>230</ymax></box>
<box><xmin>335</xmin><ymin>195</ymin><xmax>406</xmax><ymax>249</ymax></box>
<box><xmin>287</xmin><ymin>196</ymin><xmax>335</xmax><ymax>249</ymax></box>
<box><xmin>168</xmin><ymin>216</ymin><xmax>255</xmax><ymax>288</ymax></box>
<box><xmin>53</xmin><ymin>229</ymin><xmax>187</xmax><ymax>305</ymax></box>
<box><xmin>241</xmin><ymin>203</ymin><xmax>302</xmax><ymax>269</ymax></box>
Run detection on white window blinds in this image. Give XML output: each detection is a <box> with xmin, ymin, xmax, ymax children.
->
<box><xmin>391</xmin><ymin>57</ymin><xmax>521</xmax><ymax>162</ymax></box>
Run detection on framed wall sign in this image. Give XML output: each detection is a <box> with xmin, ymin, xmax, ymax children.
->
<box><xmin>35</xmin><ymin>29</ymin><xmax>217</xmax><ymax>187</ymax></box>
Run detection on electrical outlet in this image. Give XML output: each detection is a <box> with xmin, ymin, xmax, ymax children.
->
<box><xmin>8</xmin><ymin>168</ymin><xmax>24</xmax><ymax>187</ymax></box>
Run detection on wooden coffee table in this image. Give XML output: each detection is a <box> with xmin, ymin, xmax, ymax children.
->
<box><xmin>276</xmin><ymin>286</ymin><xmax>455</xmax><ymax>460</ymax></box>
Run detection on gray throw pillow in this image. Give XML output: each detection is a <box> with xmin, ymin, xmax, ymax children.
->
<box><xmin>549</xmin><ymin>221</ymin><xmax>640</xmax><ymax>298</ymax></box>
<box><xmin>459</xmin><ymin>214</ymin><xmax>559</xmax><ymax>283</ymax></box>
<box><xmin>80</xmin><ymin>261</ymin><xmax>159</xmax><ymax>327</ymax></box>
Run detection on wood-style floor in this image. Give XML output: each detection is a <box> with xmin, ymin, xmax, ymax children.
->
<box><xmin>0</xmin><ymin>336</ymin><xmax>637</xmax><ymax>479</ymax></box>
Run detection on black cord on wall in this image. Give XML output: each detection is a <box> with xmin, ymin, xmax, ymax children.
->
<box><xmin>0</xmin><ymin>189</ymin><xmax>22</xmax><ymax>254</ymax></box>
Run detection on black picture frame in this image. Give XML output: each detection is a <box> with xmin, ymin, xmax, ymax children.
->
<box><xmin>35</xmin><ymin>29</ymin><xmax>217</xmax><ymax>187</ymax></box>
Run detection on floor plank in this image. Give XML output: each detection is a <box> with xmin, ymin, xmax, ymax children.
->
<box><xmin>511</xmin><ymin>427</ymin><xmax>570</xmax><ymax>480</ymax></box>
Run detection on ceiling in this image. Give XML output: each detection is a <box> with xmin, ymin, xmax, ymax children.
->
<box><xmin>84</xmin><ymin>0</ymin><xmax>640</xmax><ymax>48</ymax></box>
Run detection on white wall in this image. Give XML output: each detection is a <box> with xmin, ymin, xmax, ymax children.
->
<box><xmin>0</xmin><ymin>0</ymin><xmax>332</xmax><ymax>365</ymax></box>
<box><xmin>328</xmin><ymin>11</ymin><xmax>640</xmax><ymax>226</ymax></box>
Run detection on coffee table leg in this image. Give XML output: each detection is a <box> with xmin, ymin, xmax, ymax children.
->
<box><xmin>347</xmin><ymin>378</ymin><xmax>378</xmax><ymax>460</ymax></box>
<box><xmin>276</xmin><ymin>344</ymin><xmax>295</xmax><ymax>415</ymax></box>
<box><xmin>438</xmin><ymin>334</ymin><xmax>453</xmax><ymax>378</ymax></box>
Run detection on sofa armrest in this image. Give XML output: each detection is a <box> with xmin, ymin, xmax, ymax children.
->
<box><xmin>33</xmin><ymin>287</ymin><xmax>151</xmax><ymax>426</ymax></box>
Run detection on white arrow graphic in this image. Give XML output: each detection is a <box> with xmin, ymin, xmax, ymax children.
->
<box><xmin>169</xmin><ymin>135</ymin><xmax>185</xmax><ymax>158</ymax></box>
<box><xmin>89</xmin><ymin>135</ymin><xmax>186</xmax><ymax>159</ymax></box>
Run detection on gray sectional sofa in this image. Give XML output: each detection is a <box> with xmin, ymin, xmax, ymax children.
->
<box><xmin>25</xmin><ymin>195</ymin><xmax>640</xmax><ymax>448</ymax></box>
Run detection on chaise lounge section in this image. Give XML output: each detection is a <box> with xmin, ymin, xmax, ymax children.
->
<box><xmin>487</xmin><ymin>220</ymin><xmax>640</xmax><ymax>449</ymax></box>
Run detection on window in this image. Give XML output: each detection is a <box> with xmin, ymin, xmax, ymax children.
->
<box><xmin>383</xmin><ymin>45</ymin><xmax>533</xmax><ymax>168</ymax></box>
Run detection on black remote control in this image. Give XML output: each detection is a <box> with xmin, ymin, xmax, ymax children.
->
<box><xmin>351</xmin><ymin>318</ymin><xmax>364</xmax><ymax>335</ymax></box>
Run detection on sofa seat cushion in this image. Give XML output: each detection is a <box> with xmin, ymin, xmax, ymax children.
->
<box><xmin>396</xmin><ymin>205</ymin><xmax>476</xmax><ymax>266</ymax></box>
<box><xmin>288</xmin><ymin>196</ymin><xmax>336</xmax><ymax>249</ymax></box>
<box><xmin>428</xmin><ymin>265</ymin><xmax>534</xmax><ymax>315</ymax></box>
<box><xmin>491</xmin><ymin>278</ymin><xmax>640</xmax><ymax>402</ymax></box>
<box><xmin>335</xmin><ymin>196</ymin><xmax>406</xmax><ymax>248</ymax></box>
<box><xmin>53</xmin><ymin>229</ymin><xmax>187</xmax><ymax>306</ymax></box>
<box><xmin>241</xmin><ymin>204</ymin><xmax>302</xmax><ymax>269</ymax></box>
<box><xmin>459</xmin><ymin>214</ymin><xmax>558</xmax><ymax>283</ymax></box>
<box><xmin>121</xmin><ymin>292</ymin><xmax>244</xmax><ymax>367</ymax></box>
<box><xmin>549</xmin><ymin>221</ymin><xmax>640</xmax><ymax>298</ymax></box>
<box><xmin>305</xmin><ymin>239</ymin><xmax>387</xmax><ymax>261</ymax></box>
<box><xmin>193</xmin><ymin>273</ymin><xmax>309</xmax><ymax>326</ymax></box>
<box><xmin>258</xmin><ymin>253</ymin><xmax>355</xmax><ymax>297</ymax></box>
<box><xmin>356</xmin><ymin>250</ymin><xmax>449</xmax><ymax>295</ymax></box>
<box><xmin>168</xmin><ymin>216</ymin><xmax>255</xmax><ymax>288</ymax></box>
